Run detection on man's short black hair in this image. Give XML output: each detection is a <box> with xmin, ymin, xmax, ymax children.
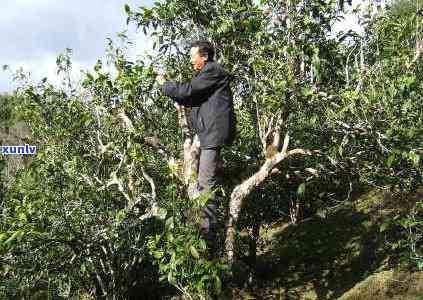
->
<box><xmin>190</xmin><ymin>40</ymin><xmax>214</xmax><ymax>61</ymax></box>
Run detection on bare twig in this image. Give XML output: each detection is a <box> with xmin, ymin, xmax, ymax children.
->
<box><xmin>105</xmin><ymin>153</ymin><xmax>132</xmax><ymax>203</ymax></box>
<box><xmin>141</xmin><ymin>167</ymin><xmax>157</xmax><ymax>208</ymax></box>
<box><xmin>117</xmin><ymin>111</ymin><xmax>134</xmax><ymax>131</ymax></box>
<box><xmin>281</xmin><ymin>132</ymin><xmax>290</xmax><ymax>155</ymax></box>
<box><xmin>175</xmin><ymin>103</ymin><xmax>191</xmax><ymax>139</ymax></box>
<box><xmin>86</xmin><ymin>248</ymin><xmax>107</xmax><ymax>297</ymax></box>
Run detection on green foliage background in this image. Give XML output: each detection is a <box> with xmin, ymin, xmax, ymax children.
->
<box><xmin>0</xmin><ymin>0</ymin><xmax>421</xmax><ymax>298</ymax></box>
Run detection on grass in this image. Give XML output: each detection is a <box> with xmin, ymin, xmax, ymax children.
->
<box><xmin>223</xmin><ymin>188</ymin><xmax>422</xmax><ymax>299</ymax></box>
<box><xmin>338</xmin><ymin>270</ymin><xmax>423</xmax><ymax>300</ymax></box>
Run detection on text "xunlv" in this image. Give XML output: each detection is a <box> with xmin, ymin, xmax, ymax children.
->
<box><xmin>1</xmin><ymin>144</ymin><xmax>37</xmax><ymax>155</ymax></box>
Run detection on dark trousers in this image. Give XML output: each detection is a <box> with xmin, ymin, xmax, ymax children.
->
<box><xmin>197</xmin><ymin>147</ymin><xmax>220</xmax><ymax>233</ymax></box>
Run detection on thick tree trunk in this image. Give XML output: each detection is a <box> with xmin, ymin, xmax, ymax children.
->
<box><xmin>224</xmin><ymin>156</ymin><xmax>283</xmax><ymax>267</ymax></box>
<box><xmin>175</xmin><ymin>104</ymin><xmax>201</xmax><ymax>199</ymax></box>
<box><xmin>225</xmin><ymin>122</ymin><xmax>287</xmax><ymax>268</ymax></box>
<box><xmin>225</xmin><ymin>129</ymin><xmax>316</xmax><ymax>266</ymax></box>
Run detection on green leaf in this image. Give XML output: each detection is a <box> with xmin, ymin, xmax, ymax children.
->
<box><xmin>4</xmin><ymin>231</ymin><xmax>20</xmax><ymax>245</ymax></box>
<box><xmin>165</xmin><ymin>217</ymin><xmax>174</xmax><ymax>230</ymax></box>
<box><xmin>168</xmin><ymin>272</ymin><xmax>175</xmax><ymax>284</ymax></box>
<box><xmin>124</xmin><ymin>4</ymin><xmax>131</xmax><ymax>14</ymax></box>
<box><xmin>190</xmin><ymin>245</ymin><xmax>199</xmax><ymax>259</ymax></box>
<box><xmin>213</xmin><ymin>275</ymin><xmax>222</xmax><ymax>295</ymax></box>
<box><xmin>301</xmin><ymin>87</ymin><xmax>313</xmax><ymax>97</ymax></box>
<box><xmin>387</xmin><ymin>153</ymin><xmax>396</xmax><ymax>167</ymax></box>
<box><xmin>297</xmin><ymin>183</ymin><xmax>306</xmax><ymax>197</ymax></box>
<box><xmin>0</xmin><ymin>233</ymin><xmax>7</xmax><ymax>243</ymax></box>
<box><xmin>379</xmin><ymin>222</ymin><xmax>389</xmax><ymax>232</ymax></box>
<box><xmin>199</xmin><ymin>239</ymin><xmax>207</xmax><ymax>250</ymax></box>
<box><xmin>116</xmin><ymin>209</ymin><xmax>126</xmax><ymax>222</ymax></box>
<box><xmin>407</xmin><ymin>151</ymin><xmax>420</xmax><ymax>166</ymax></box>
<box><xmin>153</xmin><ymin>250</ymin><xmax>163</xmax><ymax>259</ymax></box>
<box><xmin>116</xmin><ymin>31</ymin><xmax>128</xmax><ymax>39</ymax></box>
<box><xmin>80</xmin><ymin>263</ymin><xmax>86</xmax><ymax>274</ymax></box>
<box><xmin>94</xmin><ymin>60</ymin><xmax>102</xmax><ymax>72</ymax></box>
<box><xmin>167</xmin><ymin>232</ymin><xmax>174</xmax><ymax>242</ymax></box>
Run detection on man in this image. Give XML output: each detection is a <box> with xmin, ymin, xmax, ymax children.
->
<box><xmin>156</xmin><ymin>40</ymin><xmax>236</xmax><ymax>236</ymax></box>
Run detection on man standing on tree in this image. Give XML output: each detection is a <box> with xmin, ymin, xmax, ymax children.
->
<box><xmin>156</xmin><ymin>40</ymin><xmax>236</xmax><ymax>237</ymax></box>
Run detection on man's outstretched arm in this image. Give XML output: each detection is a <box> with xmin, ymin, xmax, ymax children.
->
<box><xmin>160</xmin><ymin>64</ymin><xmax>221</xmax><ymax>107</ymax></box>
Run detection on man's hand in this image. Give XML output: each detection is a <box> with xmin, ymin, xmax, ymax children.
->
<box><xmin>155</xmin><ymin>74</ymin><xmax>167</xmax><ymax>85</ymax></box>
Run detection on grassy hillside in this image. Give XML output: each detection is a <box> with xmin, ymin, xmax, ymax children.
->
<box><xmin>220</xmin><ymin>188</ymin><xmax>423</xmax><ymax>299</ymax></box>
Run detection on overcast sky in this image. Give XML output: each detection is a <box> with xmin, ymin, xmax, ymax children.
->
<box><xmin>0</xmin><ymin>0</ymin><xmax>367</xmax><ymax>93</ymax></box>
<box><xmin>0</xmin><ymin>0</ymin><xmax>153</xmax><ymax>92</ymax></box>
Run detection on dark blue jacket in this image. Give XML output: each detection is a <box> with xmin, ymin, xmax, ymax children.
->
<box><xmin>162</xmin><ymin>61</ymin><xmax>236</xmax><ymax>149</ymax></box>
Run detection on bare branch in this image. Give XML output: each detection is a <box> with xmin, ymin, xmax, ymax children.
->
<box><xmin>376</xmin><ymin>132</ymin><xmax>389</xmax><ymax>153</ymax></box>
<box><xmin>264</xmin><ymin>115</ymin><xmax>275</xmax><ymax>141</ymax></box>
<box><xmin>281</xmin><ymin>132</ymin><xmax>290</xmax><ymax>155</ymax></box>
<box><xmin>285</xmin><ymin>148</ymin><xmax>319</xmax><ymax>157</ymax></box>
<box><xmin>117</xmin><ymin>111</ymin><xmax>134</xmax><ymax>131</ymax></box>
<box><xmin>106</xmin><ymin>171</ymin><xmax>131</xmax><ymax>203</ymax></box>
<box><xmin>175</xmin><ymin>103</ymin><xmax>191</xmax><ymax>138</ymax></box>
<box><xmin>141</xmin><ymin>167</ymin><xmax>157</xmax><ymax>208</ymax></box>
<box><xmin>185</xmin><ymin>135</ymin><xmax>201</xmax><ymax>198</ymax></box>
<box><xmin>138</xmin><ymin>205</ymin><xmax>166</xmax><ymax>221</ymax></box>
<box><xmin>86</xmin><ymin>248</ymin><xmax>107</xmax><ymax>297</ymax></box>
<box><xmin>102</xmin><ymin>152</ymin><xmax>132</xmax><ymax>203</ymax></box>
<box><xmin>93</xmin><ymin>176</ymin><xmax>103</xmax><ymax>185</ymax></box>
<box><xmin>94</xmin><ymin>106</ymin><xmax>113</xmax><ymax>155</ymax></box>
<box><xmin>413</xmin><ymin>39</ymin><xmax>422</xmax><ymax>63</ymax></box>
<box><xmin>305</xmin><ymin>167</ymin><xmax>318</xmax><ymax>176</ymax></box>
<box><xmin>254</xmin><ymin>94</ymin><xmax>263</xmax><ymax>142</ymax></box>
<box><xmin>132</xmin><ymin>134</ymin><xmax>174</xmax><ymax>161</ymax></box>
<box><xmin>345</xmin><ymin>44</ymin><xmax>358</xmax><ymax>85</ymax></box>
<box><xmin>335</xmin><ymin>120</ymin><xmax>351</xmax><ymax>130</ymax></box>
<box><xmin>225</xmin><ymin>144</ymin><xmax>320</xmax><ymax>266</ymax></box>
<box><xmin>289</xmin><ymin>197</ymin><xmax>300</xmax><ymax>225</ymax></box>
<box><xmin>128</xmin><ymin>161</ymin><xmax>135</xmax><ymax>202</ymax></box>
<box><xmin>81</xmin><ymin>174</ymin><xmax>94</xmax><ymax>186</ymax></box>
<box><xmin>272</xmin><ymin>112</ymin><xmax>284</xmax><ymax>148</ymax></box>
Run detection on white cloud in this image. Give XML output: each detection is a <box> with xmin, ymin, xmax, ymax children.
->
<box><xmin>1</xmin><ymin>0</ymin><xmax>388</xmax><ymax>93</ymax></box>
<box><xmin>0</xmin><ymin>0</ymin><xmax>154</xmax><ymax>92</ymax></box>
<box><xmin>332</xmin><ymin>0</ymin><xmax>389</xmax><ymax>36</ymax></box>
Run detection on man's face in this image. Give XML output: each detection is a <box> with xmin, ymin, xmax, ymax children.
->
<box><xmin>190</xmin><ymin>47</ymin><xmax>207</xmax><ymax>71</ymax></box>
